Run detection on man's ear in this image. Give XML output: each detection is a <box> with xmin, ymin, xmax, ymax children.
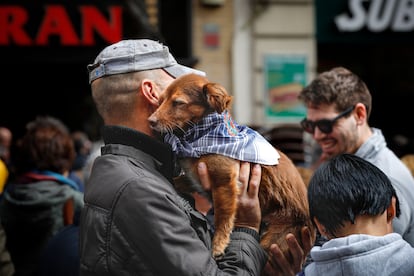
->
<box><xmin>141</xmin><ymin>79</ymin><xmax>160</xmax><ymax>106</ymax></box>
<box><xmin>354</xmin><ymin>102</ymin><xmax>367</xmax><ymax>125</ymax></box>
<box><xmin>386</xmin><ymin>196</ymin><xmax>397</xmax><ymax>223</ymax></box>
<box><xmin>385</xmin><ymin>196</ymin><xmax>397</xmax><ymax>234</ymax></box>
<box><xmin>313</xmin><ymin>217</ymin><xmax>330</xmax><ymax>239</ymax></box>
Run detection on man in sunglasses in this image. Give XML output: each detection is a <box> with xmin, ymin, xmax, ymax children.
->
<box><xmin>298</xmin><ymin>66</ymin><xmax>414</xmax><ymax>248</ymax></box>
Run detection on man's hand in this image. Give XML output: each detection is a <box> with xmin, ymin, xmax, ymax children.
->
<box><xmin>263</xmin><ymin>226</ymin><xmax>313</xmax><ymax>276</ymax></box>
<box><xmin>234</xmin><ymin>162</ymin><xmax>261</xmax><ymax>232</ymax></box>
<box><xmin>197</xmin><ymin>162</ymin><xmax>211</xmax><ymax>191</ymax></box>
<box><xmin>198</xmin><ymin>161</ymin><xmax>262</xmax><ymax>231</ymax></box>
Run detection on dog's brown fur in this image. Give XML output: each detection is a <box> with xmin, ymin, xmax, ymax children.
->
<box><xmin>149</xmin><ymin>74</ymin><xmax>315</xmax><ymax>260</ymax></box>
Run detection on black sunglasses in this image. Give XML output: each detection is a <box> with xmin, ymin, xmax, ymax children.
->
<box><xmin>300</xmin><ymin>105</ymin><xmax>355</xmax><ymax>134</ymax></box>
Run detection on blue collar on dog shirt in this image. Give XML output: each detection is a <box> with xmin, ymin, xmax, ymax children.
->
<box><xmin>164</xmin><ymin>111</ymin><xmax>280</xmax><ymax>165</ymax></box>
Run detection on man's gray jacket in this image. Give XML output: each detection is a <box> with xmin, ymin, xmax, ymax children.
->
<box><xmin>79</xmin><ymin>125</ymin><xmax>267</xmax><ymax>275</ymax></box>
<box><xmin>356</xmin><ymin>128</ymin><xmax>414</xmax><ymax>246</ymax></box>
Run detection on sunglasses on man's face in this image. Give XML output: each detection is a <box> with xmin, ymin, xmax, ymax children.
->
<box><xmin>300</xmin><ymin>105</ymin><xmax>355</xmax><ymax>134</ymax></box>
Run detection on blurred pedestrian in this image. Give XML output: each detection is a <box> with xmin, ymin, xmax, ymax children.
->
<box><xmin>0</xmin><ymin>127</ymin><xmax>13</xmax><ymax>194</ymax></box>
<box><xmin>39</xmin><ymin>133</ymin><xmax>97</xmax><ymax>276</ymax></box>
<box><xmin>81</xmin><ymin>139</ymin><xmax>103</xmax><ymax>185</ymax></box>
<box><xmin>0</xmin><ymin>127</ymin><xmax>12</xmax><ymax>165</ymax></box>
<box><xmin>401</xmin><ymin>154</ymin><xmax>414</xmax><ymax>177</ymax></box>
<box><xmin>68</xmin><ymin>131</ymin><xmax>92</xmax><ymax>191</ymax></box>
<box><xmin>0</xmin><ymin>218</ymin><xmax>14</xmax><ymax>276</ymax></box>
<box><xmin>39</xmin><ymin>209</ymin><xmax>81</xmax><ymax>276</ymax></box>
<box><xmin>0</xmin><ymin>158</ymin><xmax>8</xmax><ymax>195</ymax></box>
<box><xmin>0</xmin><ymin>116</ymin><xmax>84</xmax><ymax>276</ymax></box>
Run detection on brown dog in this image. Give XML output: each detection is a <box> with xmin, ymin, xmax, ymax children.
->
<box><xmin>148</xmin><ymin>73</ymin><xmax>315</xmax><ymax>260</ymax></box>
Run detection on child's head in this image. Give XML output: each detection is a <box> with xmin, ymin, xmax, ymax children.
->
<box><xmin>308</xmin><ymin>153</ymin><xmax>400</xmax><ymax>238</ymax></box>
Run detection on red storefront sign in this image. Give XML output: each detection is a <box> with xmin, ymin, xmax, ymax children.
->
<box><xmin>0</xmin><ymin>5</ymin><xmax>122</xmax><ymax>46</ymax></box>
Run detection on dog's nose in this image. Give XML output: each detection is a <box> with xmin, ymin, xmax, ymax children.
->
<box><xmin>148</xmin><ymin>115</ymin><xmax>158</xmax><ymax>129</ymax></box>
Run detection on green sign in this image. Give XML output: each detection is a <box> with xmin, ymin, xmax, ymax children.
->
<box><xmin>264</xmin><ymin>54</ymin><xmax>307</xmax><ymax>123</ymax></box>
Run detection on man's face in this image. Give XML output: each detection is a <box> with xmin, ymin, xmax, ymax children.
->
<box><xmin>304</xmin><ymin>104</ymin><xmax>359</xmax><ymax>159</ymax></box>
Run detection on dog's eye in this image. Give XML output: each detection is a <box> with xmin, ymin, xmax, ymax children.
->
<box><xmin>173</xmin><ymin>99</ymin><xmax>186</xmax><ymax>107</ymax></box>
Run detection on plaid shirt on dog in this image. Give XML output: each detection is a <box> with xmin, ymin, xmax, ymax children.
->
<box><xmin>164</xmin><ymin>111</ymin><xmax>280</xmax><ymax>165</ymax></box>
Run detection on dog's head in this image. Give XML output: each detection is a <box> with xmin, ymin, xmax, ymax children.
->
<box><xmin>149</xmin><ymin>73</ymin><xmax>233</xmax><ymax>135</ymax></box>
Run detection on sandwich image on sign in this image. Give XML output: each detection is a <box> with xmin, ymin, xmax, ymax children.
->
<box><xmin>269</xmin><ymin>83</ymin><xmax>304</xmax><ymax>114</ymax></box>
<box><xmin>148</xmin><ymin>73</ymin><xmax>315</xmax><ymax>261</ymax></box>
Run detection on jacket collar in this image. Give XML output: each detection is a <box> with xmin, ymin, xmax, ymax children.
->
<box><xmin>101</xmin><ymin>125</ymin><xmax>178</xmax><ymax>182</ymax></box>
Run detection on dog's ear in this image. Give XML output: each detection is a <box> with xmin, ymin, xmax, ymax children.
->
<box><xmin>203</xmin><ymin>83</ymin><xmax>233</xmax><ymax>113</ymax></box>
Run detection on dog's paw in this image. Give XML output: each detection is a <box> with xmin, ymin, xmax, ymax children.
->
<box><xmin>212</xmin><ymin>250</ymin><xmax>224</xmax><ymax>260</ymax></box>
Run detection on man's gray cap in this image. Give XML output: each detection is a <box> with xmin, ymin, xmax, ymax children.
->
<box><xmin>88</xmin><ymin>39</ymin><xmax>206</xmax><ymax>84</ymax></box>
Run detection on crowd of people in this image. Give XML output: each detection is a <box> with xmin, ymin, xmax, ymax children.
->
<box><xmin>0</xmin><ymin>117</ymin><xmax>90</xmax><ymax>276</ymax></box>
<box><xmin>0</xmin><ymin>38</ymin><xmax>413</xmax><ymax>276</ymax></box>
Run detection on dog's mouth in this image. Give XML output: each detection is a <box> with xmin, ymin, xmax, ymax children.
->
<box><xmin>148</xmin><ymin>115</ymin><xmax>188</xmax><ymax>137</ymax></box>
<box><xmin>152</xmin><ymin>125</ymin><xmax>187</xmax><ymax>139</ymax></box>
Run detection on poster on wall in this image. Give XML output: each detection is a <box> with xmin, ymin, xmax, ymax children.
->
<box><xmin>264</xmin><ymin>54</ymin><xmax>307</xmax><ymax>123</ymax></box>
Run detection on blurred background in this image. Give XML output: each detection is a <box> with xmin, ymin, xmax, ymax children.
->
<box><xmin>1</xmin><ymin>0</ymin><xmax>414</xmax><ymax>157</ymax></box>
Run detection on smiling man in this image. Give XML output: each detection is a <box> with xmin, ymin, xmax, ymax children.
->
<box><xmin>298</xmin><ymin>66</ymin><xmax>414</xmax><ymax>248</ymax></box>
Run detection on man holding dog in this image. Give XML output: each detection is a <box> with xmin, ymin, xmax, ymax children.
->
<box><xmin>79</xmin><ymin>39</ymin><xmax>312</xmax><ymax>275</ymax></box>
<box><xmin>299</xmin><ymin>66</ymin><xmax>414</xmax><ymax>247</ymax></box>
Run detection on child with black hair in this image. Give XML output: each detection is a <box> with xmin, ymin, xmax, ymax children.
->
<box><xmin>303</xmin><ymin>153</ymin><xmax>414</xmax><ymax>276</ymax></box>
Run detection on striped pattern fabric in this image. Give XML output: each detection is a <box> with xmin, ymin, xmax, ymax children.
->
<box><xmin>164</xmin><ymin>111</ymin><xmax>280</xmax><ymax>165</ymax></box>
